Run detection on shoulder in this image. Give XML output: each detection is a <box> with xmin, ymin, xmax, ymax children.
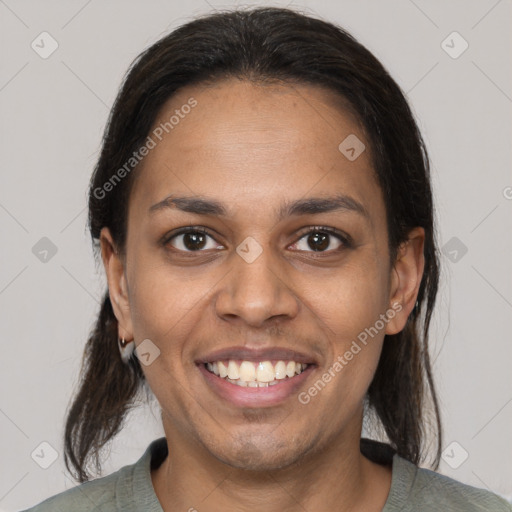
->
<box><xmin>19</xmin><ymin>464</ymin><xmax>130</xmax><ymax>512</ymax></box>
<box><xmin>361</xmin><ymin>438</ymin><xmax>511</xmax><ymax>511</ymax></box>
<box><xmin>20</xmin><ymin>437</ymin><xmax>167</xmax><ymax>512</ymax></box>
<box><xmin>386</xmin><ymin>454</ymin><xmax>512</xmax><ymax>511</ymax></box>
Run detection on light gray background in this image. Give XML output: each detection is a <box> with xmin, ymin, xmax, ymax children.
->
<box><xmin>1</xmin><ymin>0</ymin><xmax>511</xmax><ymax>510</ymax></box>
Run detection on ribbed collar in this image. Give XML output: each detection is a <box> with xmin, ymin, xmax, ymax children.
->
<box><xmin>120</xmin><ymin>436</ymin><xmax>416</xmax><ymax>511</ymax></box>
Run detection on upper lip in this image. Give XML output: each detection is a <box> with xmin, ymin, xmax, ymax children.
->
<box><xmin>196</xmin><ymin>346</ymin><xmax>318</xmax><ymax>365</ymax></box>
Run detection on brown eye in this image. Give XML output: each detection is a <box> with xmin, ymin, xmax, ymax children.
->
<box><xmin>290</xmin><ymin>227</ymin><xmax>350</xmax><ymax>253</ymax></box>
<box><xmin>165</xmin><ymin>228</ymin><xmax>223</xmax><ymax>252</ymax></box>
<box><xmin>306</xmin><ymin>232</ymin><xmax>330</xmax><ymax>251</ymax></box>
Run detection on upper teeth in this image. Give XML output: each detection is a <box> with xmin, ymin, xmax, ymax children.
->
<box><xmin>206</xmin><ymin>360</ymin><xmax>307</xmax><ymax>385</ymax></box>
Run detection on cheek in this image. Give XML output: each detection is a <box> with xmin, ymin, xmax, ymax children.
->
<box><xmin>304</xmin><ymin>258</ymin><xmax>389</xmax><ymax>391</ymax></box>
<box><xmin>302</xmin><ymin>270</ymin><xmax>388</xmax><ymax>428</ymax></box>
<box><xmin>126</xmin><ymin>261</ymin><xmax>205</xmax><ymax>411</ymax></box>
<box><xmin>126</xmin><ymin>260</ymin><xmax>207</xmax><ymax>378</ymax></box>
<box><xmin>305</xmin><ymin>257</ymin><xmax>389</xmax><ymax>333</ymax></box>
<box><xmin>128</xmin><ymin>251</ymin><xmax>206</xmax><ymax>329</ymax></box>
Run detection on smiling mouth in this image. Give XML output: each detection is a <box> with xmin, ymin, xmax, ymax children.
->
<box><xmin>204</xmin><ymin>360</ymin><xmax>309</xmax><ymax>388</ymax></box>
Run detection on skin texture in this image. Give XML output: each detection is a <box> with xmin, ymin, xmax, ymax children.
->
<box><xmin>100</xmin><ymin>79</ymin><xmax>425</xmax><ymax>511</ymax></box>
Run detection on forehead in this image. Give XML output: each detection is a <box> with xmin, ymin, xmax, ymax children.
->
<box><xmin>129</xmin><ymin>79</ymin><xmax>382</xmax><ymax>222</ymax></box>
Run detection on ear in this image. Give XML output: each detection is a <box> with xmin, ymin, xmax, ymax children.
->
<box><xmin>385</xmin><ymin>227</ymin><xmax>425</xmax><ymax>335</ymax></box>
<box><xmin>99</xmin><ymin>227</ymin><xmax>134</xmax><ymax>341</ymax></box>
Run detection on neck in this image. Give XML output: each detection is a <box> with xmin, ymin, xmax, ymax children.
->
<box><xmin>151</xmin><ymin>421</ymin><xmax>392</xmax><ymax>512</ymax></box>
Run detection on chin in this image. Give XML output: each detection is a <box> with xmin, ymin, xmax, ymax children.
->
<box><xmin>208</xmin><ymin>434</ymin><xmax>310</xmax><ymax>472</ymax></box>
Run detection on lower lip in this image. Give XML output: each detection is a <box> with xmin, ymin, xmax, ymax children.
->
<box><xmin>198</xmin><ymin>363</ymin><xmax>314</xmax><ymax>407</ymax></box>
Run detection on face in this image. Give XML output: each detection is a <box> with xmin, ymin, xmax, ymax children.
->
<box><xmin>102</xmin><ymin>79</ymin><xmax>423</xmax><ymax>471</ymax></box>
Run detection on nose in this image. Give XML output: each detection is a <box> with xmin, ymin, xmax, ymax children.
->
<box><xmin>214</xmin><ymin>240</ymin><xmax>300</xmax><ymax>328</ymax></box>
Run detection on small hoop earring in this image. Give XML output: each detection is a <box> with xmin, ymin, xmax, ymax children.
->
<box><xmin>118</xmin><ymin>337</ymin><xmax>135</xmax><ymax>364</ymax></box>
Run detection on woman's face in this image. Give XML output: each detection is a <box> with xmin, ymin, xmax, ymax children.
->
<box><xmin>102</xmin><ymin>79</ymin><xmax>421</xmax><ymax>470</ymax></box>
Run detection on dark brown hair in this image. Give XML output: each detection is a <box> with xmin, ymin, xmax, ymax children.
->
<box><xmin>64</xmin><ymin>6</ymin><xmax>442</xmax><ymax>482</ymax></box>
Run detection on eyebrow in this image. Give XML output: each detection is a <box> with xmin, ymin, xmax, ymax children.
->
<box><xmin>148</xmin><ymin>194</ymin><xmax>369</xmax><ymax>221</ymax></box>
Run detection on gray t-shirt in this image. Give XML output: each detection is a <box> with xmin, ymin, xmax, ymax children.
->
<box><xmin>21</xmin><ymin>437</ymin><xmax>511</xmax><ymax>511</ymax></box>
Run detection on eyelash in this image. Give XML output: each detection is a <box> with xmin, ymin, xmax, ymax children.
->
<box><xmin>162</xmin><ymin>225</ymin><xmax>351</xmax><ymax>255</ymax></box>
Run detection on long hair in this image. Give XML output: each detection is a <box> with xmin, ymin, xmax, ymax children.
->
<box><xmin>64</xmin><ymin>6</ymin><xmax>442</xmax><ymax>482</ymax></box>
